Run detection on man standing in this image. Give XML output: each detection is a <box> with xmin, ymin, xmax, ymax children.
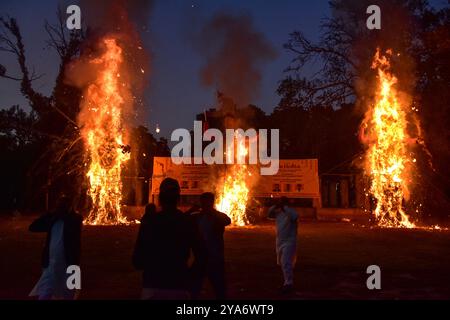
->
<box><xmin>268</xmin><ymin>197</ymin><xmax>298</xmax><ymax>294</ymax></box>
<box><xmin>190</xmin><ymin>192</ymin><xmax>231</xmax><ymax>299</ymax></box>
<box><xmin>29</xmin><ymin>195</ymin><xmax>82</xmax><ymax>300</ymax></box>
<box><xmin>132</xmin><ymin>178</ymin><xmax>205</xmax><ymax>299</ymax></box>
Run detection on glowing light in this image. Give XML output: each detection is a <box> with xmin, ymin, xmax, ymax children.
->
<box><xmin>215</xmin><ymin>134</ymin><xmax>250</xmax><ymax>226</ymax></box>
<box><xmin>361</xmin><ymin>49</ymin><xmax>415</xmax><ymax>228</ymax></box>
<box><xmin>79</xmin><ymin>38</ymin><xmax>130</xmax><ymax>225</ymax></box>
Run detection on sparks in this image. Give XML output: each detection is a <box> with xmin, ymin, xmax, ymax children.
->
<box><xmin>361</xmin><ymin>49</ymin><xmax>415</xmax><ymax>228</ymax></box>
<box><xmin>215</xmin><ymin>134</ymin><xmax>250</xmax><ymax>226</ymax></box>
<box><xmin>79</xmin><ymin>38</ymin><xmax>130</xmax><ymax>225</ymax></box>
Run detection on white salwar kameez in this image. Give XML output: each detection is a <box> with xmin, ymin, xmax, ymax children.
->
<box><xmin>269</xmin><ymin>205</ymin><xmax>298</xmax><ymax>286</ymax></box>
<box><xmin>29</xmin><ymin>220</ymin><xmax>74</xmax><ymax>300</ymax></box>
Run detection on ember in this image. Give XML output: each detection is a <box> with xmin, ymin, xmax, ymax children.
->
<box><xmin>361</xmin><ymin>49</ymin><xmax>416</xmax><ymax>228</ymax></box>
<box><xmin>78</xmin><ymin>38</ymin><xmax>131</xmax><ymax>225</ymax></box>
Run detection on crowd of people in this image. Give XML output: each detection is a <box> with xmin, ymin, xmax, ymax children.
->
<box><xmin>28</xmin><ymin>178</ymin><xmax>299</xmax><ymax>300</ymax></box>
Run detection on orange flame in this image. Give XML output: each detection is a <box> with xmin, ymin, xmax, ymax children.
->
<box><xmin>361</xmin><ymin>49</ymin><xmax>415</xmax><ymax>228</ymax></box>
<box><xmin>79</xmin><ymin>38</ymin><xmax>130</xmax><ymax>225</ymax></box>
<box><xmin>215</xmin><ymin>135</ymin><xmax>250</xmax><ymax>226</ymax></box>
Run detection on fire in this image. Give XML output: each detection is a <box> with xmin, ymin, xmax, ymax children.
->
<box><xmin>361</xmin><ymin>49</ymin><xmax>415</xmax><ymax>228</ymax></box>
<box><xmin>215</xmin><ymin>135</ymin><xmax>251</xmax><ymax>226</ymax></box>
<box><xmin>79</xmin><ymin>38</ymin><xmax>130</xmax><ymax>225</ymax></box>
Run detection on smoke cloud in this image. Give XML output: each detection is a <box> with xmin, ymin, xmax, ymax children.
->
<box><xmin>65</xmin><ymin>0</ymin><xmax>152</xmax><ymax>125</ymax></box>
<box><xmin>192</xmin><ymin>11</ymin><xmax>277</xmax><ymax>108</ymax></box>
<box><xmin>79</xmin><ymin>0</ymin><xmax>154</xmax><ymax>33</ymax></box>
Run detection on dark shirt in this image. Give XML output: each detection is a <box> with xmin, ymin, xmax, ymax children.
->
<box><xmin>132</xmin><ymin>207</ymin><xmax>206</xmax><ymax>290</ymax></box>
<box><xmin>29</xmin><ymin>210</ymin><xmax>83</xmax><ymax>268</ymax></box>
<box><xmin>191</xmin><ymin>209</ymin><xmax>231</xmax><ymax>262</ymax></box>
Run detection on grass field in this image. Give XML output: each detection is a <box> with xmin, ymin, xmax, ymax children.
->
<box><xmin>1</xmin><ymin>216</ymin><xmax>449</xmax><ymax>300</ymax></box>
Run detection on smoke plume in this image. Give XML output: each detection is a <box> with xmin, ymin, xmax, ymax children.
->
<box><xmin>193</xmin><ymin>11</ymin><xmax>277</xmax><ymax>108</ymax></box>
<box><xmin>65</xmin><ymin>0</ymin><xmax>152</xmax><ymax>123</ymax></box>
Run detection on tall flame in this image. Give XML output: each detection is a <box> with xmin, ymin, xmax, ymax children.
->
<box><xmin>215</xmin><ymin>135</ymin><xmax>250</xmax><ymax>226</ymax></box>
<box><xmin>361</xmin><ymin>49</ymin><xmax>415</xmax><ymax>228</ymax></box>
<box><xmin>79</xmin><ymin>38</ymin><xmax>130</xmax><ymax>225</ymax></box>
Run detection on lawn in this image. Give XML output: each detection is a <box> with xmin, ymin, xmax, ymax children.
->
<box><xmin>1</xmin><ymin>216</ymin><xmax>449</xmax><ymax>299</ymax></box>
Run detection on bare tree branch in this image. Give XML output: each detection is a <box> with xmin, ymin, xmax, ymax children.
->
<box><xmin>0</xmin><ymin>17</ymin><xmax>51</xmax><ymax>114</ymax></box>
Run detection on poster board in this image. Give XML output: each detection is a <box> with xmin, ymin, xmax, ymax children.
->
<box><xmin>253</xmin><ymin>159</ymin><xmax>320</xmax><ymax>198</ymax></box>
<box><xmin>151</xmin><ymin>157</ymin><xmax>320</xmax><ymax>199</ymax></box>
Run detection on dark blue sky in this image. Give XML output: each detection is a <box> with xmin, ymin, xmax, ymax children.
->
<box><xmin>0</xmin><ymin>0</ymin><xmax>330</xmax><ymax>137</ymax></box>
<box><xmin>0</xmin><ymin>0</ymin><xmax>446</xmax><ymax>136</ymax></box>
<box><xmin>149</xmin><ymin>0</ymin><xmax>332</xmax><ymax>137</ymax></box>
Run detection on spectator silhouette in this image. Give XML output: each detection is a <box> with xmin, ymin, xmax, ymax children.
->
<box><xmin>141</xmin><ymin>203</ymin><xmax>157</xmax><ymax>222</ymax></box>
<box><xmin>189</xmin><ymin>192</ymin><xmax>231</xmax><ymax>299</ymax></box>
<box><xmin>132</xmin><ymin>178</ymin><xmax>205</xmax><ymax>299</ymax></box>
<box><xmin>29</xmin><ymin>195</ymin><xmax>82</xmax><ymax>300</ymax></box>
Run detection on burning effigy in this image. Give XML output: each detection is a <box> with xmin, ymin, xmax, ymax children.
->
<box><xmin>191</xmin><ymin>13</ymin><xmax>277</xmax><ymax>225</ymax></box>
<box><xmin>214</xmin><ymin>148</ymin><xmax>252</xmax><ymax>226</ymax></box>
<box><xmin>360</xmin><ymin>49</ymin><xmax>425</xmax><ymax>228</ymax></box>
<box><xmin>66</xmin><ymin>1</ymin><xmax>148</xmax><ymax>225</ymax></box>
<box><xmin>78</xmin><ymin>38</ymin><xmax>131</xmax><ymax>225</ymax></box>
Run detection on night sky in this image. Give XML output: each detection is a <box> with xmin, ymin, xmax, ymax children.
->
<box><xmin>2</xmin><ymin>0</ymin><xmax>444</xmax><ymax>138</ymax></box>
<box><xmin>0</xmin><ymin>0</ymin><xmax>330</xmax><ymax>137</ymax></box>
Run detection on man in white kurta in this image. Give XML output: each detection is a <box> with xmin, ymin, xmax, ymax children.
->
<box><xmin>268</xmin><ymin>197</ymin><xmax>298</xmax><ymax>293</ymax></box>
<box><xmin>29</xmin><ymin>195</ymin><xmax>82</xmax><ymax>300</ymax></box>
<box><xmin>29</xmin><ymin>219</ymin><xmax>74</xmax><ymax>300</ymax></box>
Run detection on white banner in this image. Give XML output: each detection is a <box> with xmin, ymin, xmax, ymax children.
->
<box><xmin>151</xmin><ymin>157</ymin><xmax>320</xmax><ymax>198</ymax></box>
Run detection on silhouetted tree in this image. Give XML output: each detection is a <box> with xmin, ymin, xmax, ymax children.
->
<box><xmin>279</xmin><ymin>0</ymin><xmax>450</xmax><ymax>217</ymax></box>
<box><xmin>268</xmin><ymin>103</ymin><xmax>361</xmax><ymax>173</ymax></box>
<box><xmin>0</xmin><ymin>105</ymin><xmax>42</xmax><ymax>209</ymax></box>
<box><xmin>0</xmin><ymin>11</ymin><xmax>84</xmax><ymax>210</ymax></box>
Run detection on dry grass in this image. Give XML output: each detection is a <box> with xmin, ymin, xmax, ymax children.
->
<box><xmin>1</xmin><ymin>216</ymin><xmax>449</xmax><ymax>299</ymax></box>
